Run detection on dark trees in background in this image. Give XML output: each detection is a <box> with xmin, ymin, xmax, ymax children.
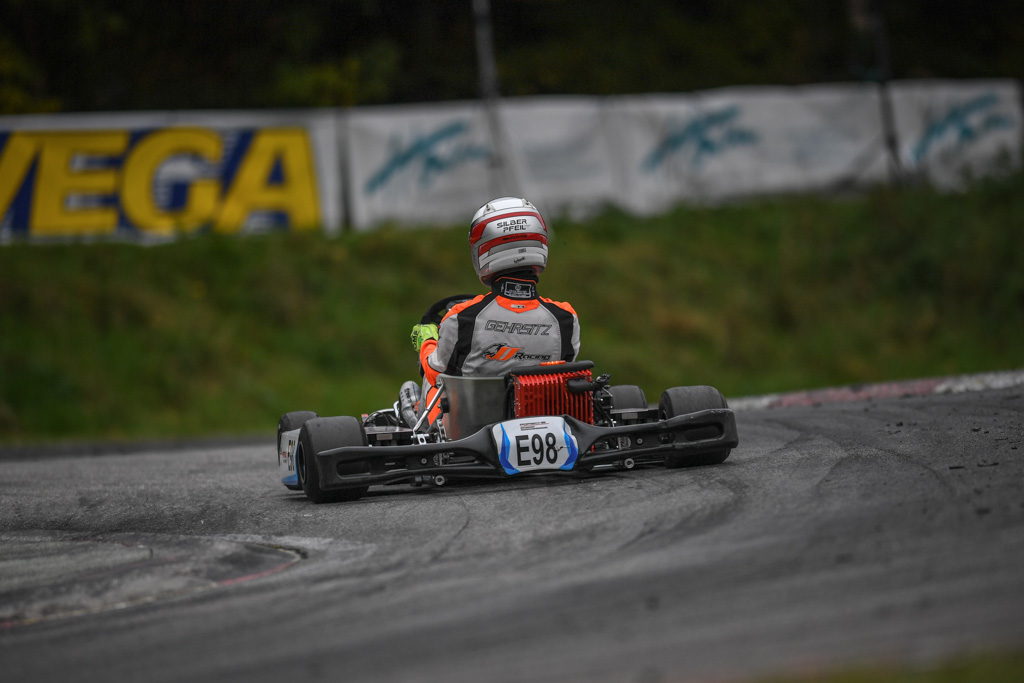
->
<box><xmin>1</xmin><ymin>0</ymin><xmax>1022</xmax><ymax>114</ymax></box>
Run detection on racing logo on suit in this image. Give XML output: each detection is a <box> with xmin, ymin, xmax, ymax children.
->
<box><xmin>483</xmin><ymin>344</ymin><xmax>552</xmax><ymax>362</ymax></box>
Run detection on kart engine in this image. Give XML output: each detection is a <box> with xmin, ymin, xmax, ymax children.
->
<box><xmin>510</xmin><ymin>365</ymin><xmax>600</xmax><ymax>425</ymax></box>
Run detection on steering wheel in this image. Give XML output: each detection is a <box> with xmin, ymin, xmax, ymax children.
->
<box><xmin>420</xmin><ymin>294</ymin><xmax>476</xmax><ymax>325</ymax></box>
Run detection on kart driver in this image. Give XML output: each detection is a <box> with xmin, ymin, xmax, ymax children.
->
<box><xmin>406</xmin><ymin>197</ymin><xmax>581</xmax><ymax>426</ymax></box>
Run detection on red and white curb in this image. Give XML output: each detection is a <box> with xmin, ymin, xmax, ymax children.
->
<box><xmin>730</xmin><ymin>369</ymin><xmax>1024</xmax><ymax>411</ymax></box>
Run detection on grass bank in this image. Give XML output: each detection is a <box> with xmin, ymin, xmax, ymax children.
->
<box><xmin>759</xmin><ymin>648</ymin><xmax>1024</xmax><ymax>683</ymax></box>
<box><xmin>2</xmin><ymin>172</ymin><xmax>1022</xmax><ymax>443</ymax></box>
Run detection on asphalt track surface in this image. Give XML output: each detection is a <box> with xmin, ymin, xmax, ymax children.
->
<box><xmin>2</xmin><ymin>380</ymin><xmax>1023</xmax><ymax>682</ymax></box>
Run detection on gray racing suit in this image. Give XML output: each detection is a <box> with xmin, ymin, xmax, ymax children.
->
<box><xmin>419</xmin><ymin>275</ymin><xmax>580</xmax><ymax>385</ymax></box>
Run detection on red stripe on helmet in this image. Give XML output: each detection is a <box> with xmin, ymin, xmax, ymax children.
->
<box><xmin>477</xmin><ymin>232</ymin><xmax>548</xmax><ymax>256</ymax></box>
<box><xmin>469</xmin><ymin>211</ymin><xmax>547</xmax><ymax>246</ymax></box>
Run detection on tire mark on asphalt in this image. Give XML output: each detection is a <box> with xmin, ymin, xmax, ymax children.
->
<box><xmin>0</xmin><ymin>532</ymin><xmax>304</xmax><ymax>629</ymax></box>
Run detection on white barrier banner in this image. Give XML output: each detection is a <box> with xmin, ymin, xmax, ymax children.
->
<box><xmin>500</xmin><ymin>97</ymin><xmax>623</xmax><ymax>215</ymax></box>
<box><xmin>0</xmin><ymin>110</ymin><xmax>342</xmax><ymax>240</ymax></box>
<box><xmin>346</xmin><ymin>103</ymin><xmax>498</xmax><ymax>230</ymax></box>
<box><xmin>610</xmin><ymin>84</ymin><xmax>888</xmax><ymax>214</ymax></box>
<box><xmin>3</xmin><ymin>80</ymin><xmax>1020</xmax><ymax>237</ymax></box>
<box><xmin>890</xmin><ymin>79</ymin><xmax>1022</xmax><ymax>188</ymax></box>
<box><xmin>347</xmin><ymin>98</ymin><xmax>621</xmax><ymax>228</ymax></box>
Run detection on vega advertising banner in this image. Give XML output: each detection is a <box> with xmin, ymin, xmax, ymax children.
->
<box><xmin>0</xmin><ymin>110</ymin><xmax>342</xmax><ymax>241</ymax></box>
<box><xmin>345</xmin><ymin>102</ymin><xmax>499</xmax><ymax>231</ymax></box>
<box><xmin>889</xmin><ymin>79</ymin><xmax>1023</xmax><ymax>188</ymax></box>
<box><xmin>609</xmin><ymin>84</ymin><xmax>889</xmax><ymax>215</ymax></box>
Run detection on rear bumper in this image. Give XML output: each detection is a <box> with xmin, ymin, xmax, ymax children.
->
<box><xmin>314</xmin><ymin>409</ymin><xmax>739</xmax><ymax>490</ymax></box>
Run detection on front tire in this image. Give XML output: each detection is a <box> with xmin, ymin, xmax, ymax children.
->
<box><xmin>297</xmin><ymin>417</ymin><xmax>370</xmax><ymax>504</ymax></box>
<box><xmin>659</xmin><ymin>386</ymin><xmax>731</xmax><ymax>468</ymax></box>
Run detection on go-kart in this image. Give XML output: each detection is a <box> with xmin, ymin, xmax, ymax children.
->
<box><xmin>276</xmin><ymin>298</ymin><xmax>739</xmax><ymax>504</ymax></box>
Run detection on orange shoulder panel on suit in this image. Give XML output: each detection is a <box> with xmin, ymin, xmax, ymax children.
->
<box><xmin>540</xmin><ymin>297</ymin><xmax>578</xmax><ymax>317</ymax></box>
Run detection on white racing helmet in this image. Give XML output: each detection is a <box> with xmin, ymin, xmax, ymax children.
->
<box><xmin>468</xmin><ymin>197</ymin><xmax>548</xmax><ymax>286</ymax></box>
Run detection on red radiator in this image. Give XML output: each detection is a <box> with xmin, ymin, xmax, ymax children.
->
<box><xmin>512</xmin><ymin>366</ymin><xmax>594</xmax><ymax>424</ymax></box>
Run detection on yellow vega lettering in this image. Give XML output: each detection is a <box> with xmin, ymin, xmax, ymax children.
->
<box><xmin>31</xmin><ymin>132</ymin><xmax>128</xmax><ymax>236</ymax></box>
<box><xmin>215</xmin><ymin>128</ymin><xmax>320</xmax><ymax>232</ymax></box>
<box><xmin>121</xmin><ymin>128</ymin><xmax>223</xmax><ymax>235</ymax></box>
<box><xmin>0</xmin><ymin>133</ymin><xmax>39</xmax><ymax>218</ymax></box>
<box><xmin>0</xmin><ymin>127</ymin><xmax>322</xmax><ymax>236</ymax></box>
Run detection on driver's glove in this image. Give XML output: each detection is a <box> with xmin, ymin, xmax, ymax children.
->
<box><xmin>410</xmin><ymin>323</ymin><xmax>439</xmax><ymax>352</ymax></box>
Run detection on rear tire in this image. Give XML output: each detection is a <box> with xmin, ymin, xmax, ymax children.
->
<box><xmin>659</xmin><ymin>386</ymin><xmax>731</xmax><ymax>468</ymax></box>
<box><xmin>609</xmin><ymin>384</ymin><xmax>647</xmax><ymax>410</ymax></box>
<box><xmin>297</xmin><ymin>417</ymin><xmax>370</xmax><ymax>503</ymax></box>
<box><xmin>278</xmin><ymin>411</ymin><xmax>318</xmax><ymax>490</ymax></box>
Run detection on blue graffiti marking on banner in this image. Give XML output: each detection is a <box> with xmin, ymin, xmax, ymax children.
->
<box><xmin>365</xmin><ymin>121</ymin><xmax>491</xmax><ymax>196</ymax></box>
<box><xmin>642</xmin><ymin>105</ymin><xmax>758</xmax><ymax>173</ymax></box>
<box><xmin>911</xmin><ymin>93</ymin><xmax>1015</xmax><ymax>164</ymax></box>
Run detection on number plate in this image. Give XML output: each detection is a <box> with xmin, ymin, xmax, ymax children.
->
<box><xmin>279</xmin><ymin>428</ymin><xmax>300</xmax><ymax>473</ymax></box>
<box><xmin>493</xmin><ymin>417</ymin><xmax>579</xmax><ymax>475</ymax></box>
